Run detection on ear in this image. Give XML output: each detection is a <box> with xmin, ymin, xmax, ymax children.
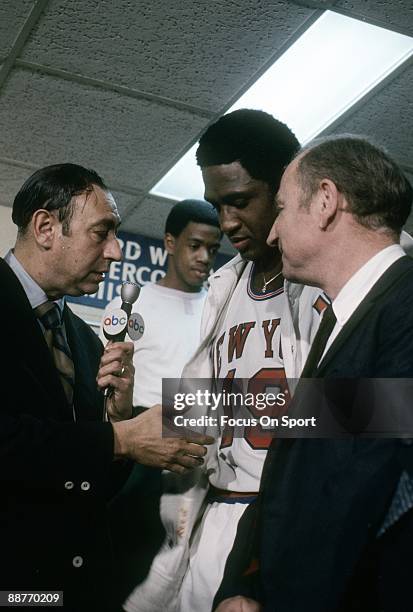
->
<box><xmin>317</xmin><ymin>179</ymin><xmax>340</xmax><ymax>230</ymax></box>
<box><xmin>164</xmin><ymin>232</ymin><xmax>176</xmax><ymax>256</ymax></box>
<box><xmin>31</xmin><ymin>209</ymin><xmax>58</xmax><ymax>249</ymax></box>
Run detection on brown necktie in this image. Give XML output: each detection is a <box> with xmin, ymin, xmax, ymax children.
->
<box><xmin>35</xmin><ymin>302</ymin><xmax>75</xmax><ymax>408</ymax></box>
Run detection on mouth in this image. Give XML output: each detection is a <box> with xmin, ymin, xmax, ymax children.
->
<box><xmin>93</xmin><ymin>271</ymin><xmax>107</xmax><ymax>281</ymax></box>
<box><xmin>192</xmin><ymin>268</ymin><xmax>209</xmax><ymax>278</ymax></box>
<box><xmin>230</xmin><ymin>236</ymin><xmax>251</xmax><ymax>252</ymax></box>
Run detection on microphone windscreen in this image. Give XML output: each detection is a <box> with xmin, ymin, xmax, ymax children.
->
<box><xmin>121</xmin><ymin>282</ymin><xmax>140</xmax><ymax>304</ymax></box>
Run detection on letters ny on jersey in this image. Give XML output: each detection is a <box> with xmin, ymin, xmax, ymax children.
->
<box><xmin>213</xmin><ymin>262</ymin><xmax>289</xmax><ymax>460</ymax></box>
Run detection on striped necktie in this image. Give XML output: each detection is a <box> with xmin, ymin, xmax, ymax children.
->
<box><xmin>35</xmin><ymin>302</ymin><xmax>75</xmax><ymax>408</ymax></box>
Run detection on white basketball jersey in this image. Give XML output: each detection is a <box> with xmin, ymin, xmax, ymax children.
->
<box><xmin>209</xmin><ymin>261</ymin><xmax>287</xmax><ymax>492</ymax></box>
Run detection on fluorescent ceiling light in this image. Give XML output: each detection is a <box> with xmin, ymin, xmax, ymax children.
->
<box><xmin>151</xmin><ymin>10</ymin><xmax>413</xmax><ymax>202</ymax></box>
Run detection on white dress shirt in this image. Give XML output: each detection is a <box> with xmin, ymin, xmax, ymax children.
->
<box><xmin>322</xmin><ymin>244</ymin><xmax>405</xmax><ymax>360</ymax></box>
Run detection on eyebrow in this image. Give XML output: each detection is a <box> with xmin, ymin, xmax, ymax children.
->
<box><xmin>90</xmin><ymin>217</ymin><xmax>121</xmax><ymax>230</ymax></box>
<box><xmin>186</xmin><ymin>234</ymin><xmax>221</xmax><ymax>245</ymax></box>
<box><xmin>205</xmin><ymin>187</ymin><xmax>256</xmax><ymax>207</ymax></box>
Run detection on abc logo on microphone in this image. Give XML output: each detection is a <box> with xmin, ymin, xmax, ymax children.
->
<box><xmin>127</xmin><ymin>313</ymin><xmax>145</xmax><ymax>340</ymax></box>
<box><xmin>103</xmin><ymin>308</ymin><xmax>145</xmax><ymax>341</ymax></box>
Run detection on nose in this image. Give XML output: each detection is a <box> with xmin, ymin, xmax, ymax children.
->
<box><xmin>220</xmin><ymin>205</ymin><xmax>240</xmax><ymax>236</ymax></box>
<box><xmin>105</xmin><ymin>235</ymin><xmax>122</xmax><ymax>262</ymax></box>
<box><xmin>267</xmin><ymin>218</ymin><xmax>279</xmax><ymax>247</ymax></box>
<box><xmin>196</xmin><ymin>245</ymin><xmax>210</xmax><ymax>265</ymax></box>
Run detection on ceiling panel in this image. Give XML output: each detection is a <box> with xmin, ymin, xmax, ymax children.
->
<box><xmin>110</xmin><ymin>189</ymin><xmax>143</xmax><ymax>218</ymax></box>
<box><xmin>0</xmin><ymin>0</ymin><xmax>34</xmax><ymax>57</ymax></box>
<box><xmin>121</xmin><ymin>194</ymin><xmax>182</xmax><ymax>238</ymax></box>
<box><xmin>334</xmin><ymin>0</ymin><xmax>413</xmax><ymax>34</ymax></box>
<box><xmin>322</xmin><ymin>59</ymin><xmax>413</xmax><ymax>233</ymax></box>
<box><xmin>20</xmin><ymin>0</ymin><xmax>314</xmax><ymax>110</ymax></box>
<box><xmin>323</xmin><ymin>61</ymin><xmax>413</xmax><ymax>170</ymax></box>
<box><xmin>0</xmin><ymin>161</ymin><xmax>35</xmax><ymax>208</ymax></box>
<box><xmin>0</xmin><ymin>67</ymin><xmax>207</xmax><ymax>190</ymax></box>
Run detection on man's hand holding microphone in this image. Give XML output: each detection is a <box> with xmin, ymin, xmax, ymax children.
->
<box><xmin>97</xmin><ymin>281</ymin><xmax>214</xmax><ymax>473</ymax></box>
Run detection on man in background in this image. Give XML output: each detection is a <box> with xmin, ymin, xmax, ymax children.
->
<box><xmin>1</xmin><ymin>163</ymin><xmax>212</xmax><ymax>612</ymax></box>
<box><xmin>102</xmin><ymin>198</ymin><xmax>221</xmax><ymax>599</ymax></box>
<box><xmin>218</xmin><ymin>135</ymin><xmax>413</xmax><ymax>611</ymax></box>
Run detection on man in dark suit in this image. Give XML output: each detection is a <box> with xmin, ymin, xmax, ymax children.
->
<box><xmin>216</xmin><ymin>136</ymin><xmax>413</xmax><ymax>611</ymax></box>
<box><xmin>1</xmin><ymin>163</ymin><xmax>212</xmax><ymax>611</ymax></box>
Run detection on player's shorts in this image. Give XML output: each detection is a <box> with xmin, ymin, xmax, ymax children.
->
<box><xmin>177</xmin><ymin>495</ymin><xmax>255</xmax><ymax>612</ymax></box>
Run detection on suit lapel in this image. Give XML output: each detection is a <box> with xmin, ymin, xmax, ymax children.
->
<box><xmin>0</xmin><ymin>258</ymin><xmax>69</xmax><ymax>415</ymax></box>
<box><xmin>316</xmin><ymin>256</ymin><xmax>413</xmax><ymax>377</ymax></box>
<box><xmin>23</xmin><ymin>313</ymin><xmax>69</xmax><ymax>414</ymax></box>
<box><xmin>266</xmin><ymin>257</ymin><xmax>413</xmax><ymax>469</ymax></box>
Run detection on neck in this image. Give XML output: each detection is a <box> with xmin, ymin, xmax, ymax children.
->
<box><xmin>251</xmin><ymin>248</ymin><xmax>283</xmax><ymax>293</ymax></box>
<box><xmin>13</xmin><ymin>240</ymin><xmax>63</xmax><ymax>300</ymax></box>
<box><xmin>252</xmin><ymin>247</ymin><xmax>282</xmax><ymax>276</ymax></box>
<box><xmin>157</xmin><ymin>269</ymin><xmax>202</xmax><ymax>293</ymax></box>
<box><xmin>14</xmin><ymin>242</ymin><xmax>43</xmax><ymax>285</ymax></box>
<box><xmin>320</xmin><ymin>234</ymin><xmax>396</xmax><ymax>300</ymax></box>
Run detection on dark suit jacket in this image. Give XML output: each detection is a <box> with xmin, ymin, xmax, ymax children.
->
<box><xmin>216</xmin><ymin>256</ymin><xmax>413</xmax><ymax>612</ymax></box>
<box><xmin>0</xmin><ymin>257</ymin><xmax>130</xmax><ymax>611</ymax></box>
<box><xmin>258</xmin><ymin>256</ymin><xmax>413</xmax><ymax>612</ymax></box>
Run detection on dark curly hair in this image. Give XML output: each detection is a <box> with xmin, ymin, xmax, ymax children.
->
<box><xmin>165</xmin><ymin>199</ymin><xmax>220</xmax><ymax>237</ymax></box>
<box><xmin>196</xmin><ymin>109</ymin><xmax>300</xmax><ymax>193</ymax></box>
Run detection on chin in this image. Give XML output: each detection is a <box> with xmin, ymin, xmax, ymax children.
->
<box><xmin>238</xmin><ymin>247</ymin><xmax>255</xmax><ymax>262</ymax></box>
<box><xmin>76</xmin><ymin>282</ymin><xmax>100</xmax><ymax>296</ymax></box>
<box><xmin>278</xmin><ymin>260</ymin><xmax>293</xmax><ymax>280</ymax></box>
<box><xmin>66</xmin><ymin>288</ymin><xmax>85</xmax><ymax>297</ymax></box>
<box><xmin>246</xmin><ymin>243</ymin><xmax>274</xmax><ymax>263</ymax></box>
<box><xmin>282</xmin><ymin>266</ymin><xmax>306</xmax><ymax>284</ymax></box>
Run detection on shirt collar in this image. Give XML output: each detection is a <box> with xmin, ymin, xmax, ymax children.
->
<box><xmin>5</xmin><ymin>249</ymin><xmax>65</xmax><ymax>314</ymax></box>
<box><xmin>331</xmin><ymin>244</ymin><xmax>405</xmax><ymax>327</ymax></box>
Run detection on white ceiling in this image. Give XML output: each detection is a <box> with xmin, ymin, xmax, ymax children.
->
<box><xmin>0</xmin><ymin>0</ymin><xmax>412</xmax><ymax>254</ymax></box>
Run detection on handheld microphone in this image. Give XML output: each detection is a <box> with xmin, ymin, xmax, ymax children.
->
<box><xmin>102</xmin><ymin>281</ymin><xmax>141</xmax><ymax>404</ymax></box>
<box><xmin>102</xmin><ymin>281</ymin><xmax>141</xmax><ymax>342</ymax></box>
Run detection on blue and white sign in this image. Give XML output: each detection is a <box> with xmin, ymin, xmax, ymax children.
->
<box><xmin>68</xmin><ymin>230</ymin><xmax>231</xmax><ymax>310</ymax></box>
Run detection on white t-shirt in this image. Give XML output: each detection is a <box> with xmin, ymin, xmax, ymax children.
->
<box><xmin>100</xmin><ymin>283</ymin><xmax>207</xmax><ymax>407</ymax></box>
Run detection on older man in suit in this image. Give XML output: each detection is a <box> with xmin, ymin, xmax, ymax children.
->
<box><xmin>217</xmin><ymin>135</ymin><xmax>413</xmax><ymax>612</ymax></box>
<box><xmin>1</xmin><ymin>163</ymin><xmax>212</xmax><ymax>612</ymax></box>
